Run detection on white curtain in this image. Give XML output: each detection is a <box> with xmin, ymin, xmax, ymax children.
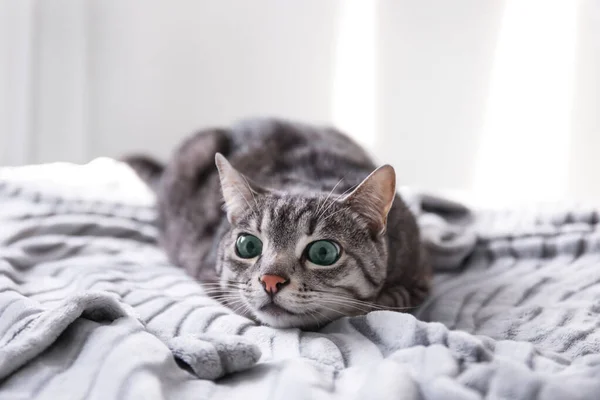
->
<box><xmin>1</xmin><ymin>0</ymin><xmax>88</xmax><ymax>165</ymax></box>
<box><xmin>0</xmin><ymin>0</ymin><xmax>35</xmax><ymax>165</ymax></box>
<box><xmin>1</xmin><ymin>0</ymin><xmax>599</xmax><ymax>203</ymax></box>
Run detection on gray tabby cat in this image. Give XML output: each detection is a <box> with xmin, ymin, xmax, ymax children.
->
<box><xmin>124</xmin><ymin>118</ymin><xmax>431</xmax><ymax>328</ymax></box>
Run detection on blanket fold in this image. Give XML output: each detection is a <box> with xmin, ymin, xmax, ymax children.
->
<box><xmin>0</xmin><ymin>290</ymin><xmax>261</xmax><ymax>382</ymax></box>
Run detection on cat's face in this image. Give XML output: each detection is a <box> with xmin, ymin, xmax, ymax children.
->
<box><xmin>214</xmin><ymin>154</ymin><xmax>396</xmax><ymax>328</ymax></box>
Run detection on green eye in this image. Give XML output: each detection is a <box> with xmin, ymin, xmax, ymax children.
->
<box><xmin>235</xmin><ymin>234</ymin><xmax>263</xmax><ymax>258</ymax></box>
<box><xmin>306</xmin><ymin>240</ymin><xmax>341</xmax><ymax>266</ymax></box>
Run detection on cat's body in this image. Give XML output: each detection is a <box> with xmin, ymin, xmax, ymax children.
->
<box><xmin>125</xmin><ymin>118</ymin><xmax>431</xmax><ymax>328</ymax></box>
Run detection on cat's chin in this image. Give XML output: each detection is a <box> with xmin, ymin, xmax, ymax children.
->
<box><xmin>259</xmin><ymin>303</ymin><xmax>294</xmax><ymax>317</ymax></box>
<box><xmin>252</xmin><ymin>304</ymin><xmax>322</xmax><ymax>329</ymax></box>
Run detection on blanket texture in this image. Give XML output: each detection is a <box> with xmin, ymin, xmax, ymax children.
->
<box><xmin>1</xmin><ymin>159</ymin><xmax>600</xmax><ymax>400</ymax></box>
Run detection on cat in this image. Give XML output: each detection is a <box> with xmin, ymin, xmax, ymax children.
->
<box><xmin>124</xmin><ymin>118</ymin><xmax>431</xmax><ymax>328</ymax></box>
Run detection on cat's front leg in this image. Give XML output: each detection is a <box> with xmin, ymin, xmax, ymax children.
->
<box><xmin>374</xmin><ymin>281</ymin><xmax>430</xmax><ymax>313</ymax></box>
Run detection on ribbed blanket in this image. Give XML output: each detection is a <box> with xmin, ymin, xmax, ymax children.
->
<box><xmin>1</xmin><ymin>159</ymin><xmax>599</xmax><ymax>400</ymax></box>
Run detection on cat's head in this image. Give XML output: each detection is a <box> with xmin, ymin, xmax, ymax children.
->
<box><xmin>214</xmin><ymin>153</ymin><xmax>396</xmax><ymax>328</ymax></box>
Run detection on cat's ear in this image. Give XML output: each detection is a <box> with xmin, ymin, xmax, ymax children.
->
<box><xmin>341</xmin><ymin>165</ymin><xmax>396</xmax><ymax>235</ymax></box>
<box><xmin>215</xmin><ymin>153</ymin><xmax>260</xmax><ymax>224</ymax></box>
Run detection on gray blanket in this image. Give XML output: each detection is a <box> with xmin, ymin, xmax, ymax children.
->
<box><xmin>1</xmin><ymin>159</ymin><xmax>600</xmax><ymax>400</ymax></box>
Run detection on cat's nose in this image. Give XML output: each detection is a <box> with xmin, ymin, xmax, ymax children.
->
<box><xmin>259</xmin><ymin>274</ymin><xmax>289</xmax><ymax>296</ymax></box>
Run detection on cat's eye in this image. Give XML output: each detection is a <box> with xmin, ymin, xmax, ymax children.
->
<box><xmin>235</xmin><ymin>234</ymin><xmax>263</xmax><ymax>258</ymax></box>
<box><xmin>306</xmin><ymin>240</ymin><xmax>340</xmax><ymax>266</ymax></box>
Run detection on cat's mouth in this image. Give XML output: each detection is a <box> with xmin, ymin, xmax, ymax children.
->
<box><xmin>258</xmin><ymin>302</ymin><xmax>298</xmax><ymax>316</ymax></box>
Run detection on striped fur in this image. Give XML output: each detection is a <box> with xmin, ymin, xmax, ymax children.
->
<box><xmin>127</xmin><ymin>118</ymin><xmax>431</xmax><ymax>328</ymax></box>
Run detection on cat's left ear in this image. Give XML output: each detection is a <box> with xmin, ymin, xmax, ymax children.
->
<box><xmin>341</xmin><ymin>165</ymin><xmax>396</xmax><ymax>235</ymax></box>
<box><xmin>215</xmin><ymin>153</ymin><xmax>263</xmax><ymax>224</ymax></box>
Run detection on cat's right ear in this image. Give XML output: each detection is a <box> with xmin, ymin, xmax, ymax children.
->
<box><xmin>341</xmin><ymin>164</ymin><xmax>396</xmax><ymax>235</ymax></box>
<box><xmin>215</xmin><ymin>153</ymin><xmax>261</xmax><ymax>224</ymax></box>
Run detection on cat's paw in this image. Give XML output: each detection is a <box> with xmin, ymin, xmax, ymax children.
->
<box><xmin>166</xmin><ymin>334</ymin><xmax>261</xmax><ymax>380</ymax></box>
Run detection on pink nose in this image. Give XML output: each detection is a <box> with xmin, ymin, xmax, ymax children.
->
<box><xmin>260</xmin><ymin>275</ymin><xmax>289</xmax><ymax>295</ymax></box>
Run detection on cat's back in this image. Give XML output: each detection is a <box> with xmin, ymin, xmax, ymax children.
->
<box><xmin>159</xmin><ymin>117</ymin><xmax>375</xmax><ymax>205</ymax></box>
<box><xmin>224</xmin><ymin>118</ymin><xmax>376</xmax><ymax>191</ymax></box>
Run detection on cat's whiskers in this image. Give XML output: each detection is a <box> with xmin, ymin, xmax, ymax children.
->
<box><xmin>210</xmin><ymin>296</ymin><xmax>245</xmax><ymax>306</ymax></box>
<box><xmin>203</xmin><ymin>293</ymin><xmax>243</xmax><ymax>298</ymax></box>
<box><xmin>315</xmin><ymin>176</ymin><xmax>346</xmax><ymax>217</ymax></box>
<box><xmin>317</xmin><ymin>298</ymin><xmax>374</xmax><ymax>314</ymax></box>
<box><xmin>200</xmin><ymin>288</ymin><xmax>243</xmax><ymax>295</ymax></box>
<box><xmin>288</xmin><ymin>293</ymin><xmax>371</xmax><ymax>317</ymax></box>
<box><xmin>333</xmin><ymin>183</ymin><xmax>358</xmax><ymax>202</ymax></box>
<box><xmin>234</xmin><ymin>298</ymin><xmax>255</xmax><ymax>317</ymax></box>
<box><xmin>200</xmin><ymin>284</ymin><xmax>244</xmax><ymax>289</ymax></box>
<box><xmin>241</xmin><ymin>175</ymin><xmax>260</xmax><ymax>213</ymax></box>
<box><xmin>200</xmin><ymin>285</ymin><xmax>244</xmax><ymax>291</ymax></box>
<box><xmin>307</xmin><ymin>312</ymin><xmax>319</xmax><ymax>328</ymax></box>
<box><xmin>312</xmin><ymin>301</ymin><xmax>351</xmax><ymax>316</ymax></box>
<box><xmin>211</xmin><ymin>293</ymin><xmax>240</xmax><ymax>299</ymax></box>
<box><xmin>324</xmin><ymin>297</ymin><xmax>404</xmax><ymax>310</ymax></box>
<box><xmin>202</xmin><ymin>286</ymin><xmax>244</xmax><ymax>292</ymax></box>
<box><xmin>232</xmin><ymin>184</ymin><xmax>259</xmax><ymax>220</ymax></box>
<box><xmin>313</xmin><ymin>291</ymin><xmax>415</xmax><ymax>312</ymax></box>
<box><xmin>309</xmin><ymin>308</ymin><xmax>330</xmax><ymax>321</ymax></box>
<box><xmin>311</xmin><ymin>293</ymin><xmax>374</xmax><ymax>310</ymax></box>
<box><xmin>306</xmin><ymin>309</ymin><xmax>328</xmax><ymax>328</ymax></box>
<box><xmin>316</xmin><ymin>183</ymin><xmax>357</xmax><ymax>220</ymax></box>
<box><xmin>320</xmin><ymin>207</ymin><xmax>351</xmax><ymax>224</ymax></box>
<box><xmin>201</xmin><ymin>280</ymin><xmax>247</xmax><ymax>285</ymax></box>
<box><xmin>221</xmin><ymin>298</ymin><xmax>244</xmax><ymax>314</ymax></box>
<box><xmin>228</xmin><ymin>299</ymin><xmax>251</xmax><ymax>316</ymax></box>
<box><xmin>200</xmin><ymin>283</ymin><xmax>245</xmax><ymax>292</ymax></box>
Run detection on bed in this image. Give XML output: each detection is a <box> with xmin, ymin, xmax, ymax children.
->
<box><xmin>1</xmin><ymin>158</ymin><xmax>599</xmax><ymax>400</ymax></box>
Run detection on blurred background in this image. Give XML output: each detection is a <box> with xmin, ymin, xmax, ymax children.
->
<box><xmin>0</xmin><ymin>0</ymin><xmax>599</xmax><ymax>205</ymax></box>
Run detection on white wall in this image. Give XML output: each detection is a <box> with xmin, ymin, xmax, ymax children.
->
<box><xmin>1</xmin><ymin>0</ymin><xmax>341</xmax><ymax>164</ymax></box>
<box><xmin>568</xmin><ymin>0</ymin><xmax>600</xmax><ymax>202</ymax></box>
<box><xmin>375</xmin><ymin>0</ymin><xmax>506</xmax><ymax>194</ymax></box>
<box><xmin>0</xmin><ymin>0</ymin><xmax>36</xmax><ymax>165</ymax></box>
<box><xmin>375</xmin><ymin>0</ymin><xmax>600</xmax><ymax>204</ymax></box>
<box><xmin>1</xmin><ymin>0</ymin><xmax>600</xmax><ymax>204</ymax></box>
<box><xmin>86</xmin><ymin>0</ymin><xmax>340</xmax><ymax>161</ymax></box>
